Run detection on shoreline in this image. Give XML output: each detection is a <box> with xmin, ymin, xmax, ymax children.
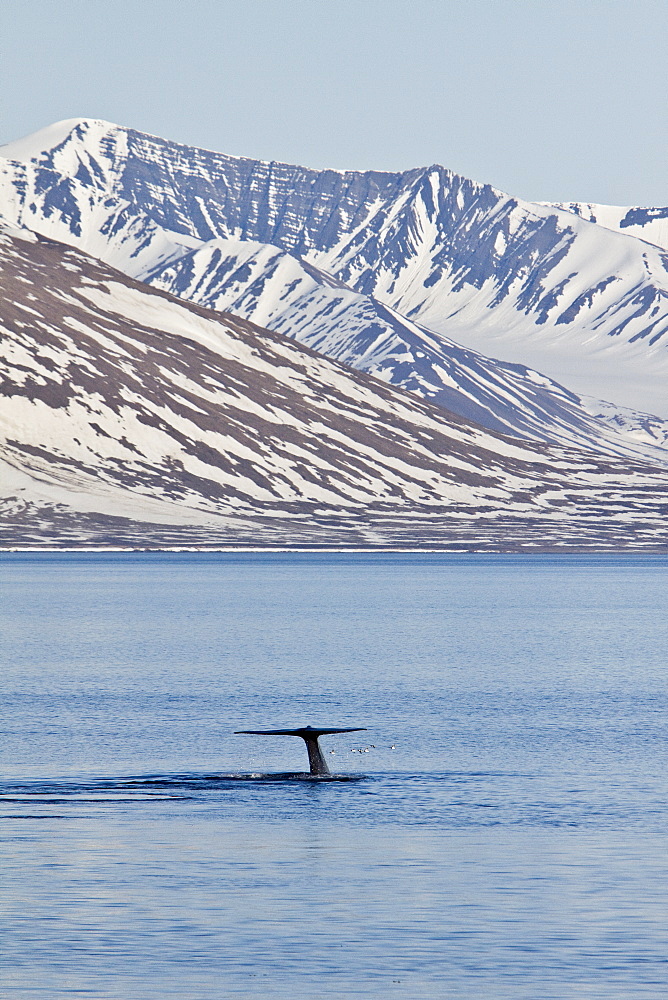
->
<box><xmin>2</xmin><ymin>546</ymin><xmax>667</xmax><ymax>556</ymax></box>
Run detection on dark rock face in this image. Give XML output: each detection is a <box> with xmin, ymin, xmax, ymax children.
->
<box><xmin>123</xmin><ymin>129</ymin><xmax>412</xmax><ymax>253</ymax></box>
<box><xmin>620</xmin><ymin>207</ymin><xmax>668</xmax><ymax>229</ymax></box>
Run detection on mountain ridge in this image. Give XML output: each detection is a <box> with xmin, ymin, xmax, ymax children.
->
<box><xmin>146</xmin><ymin>235</ymin><xmax>668</xmax><ymax>466</ymax></box>
<box><xmin>546</xmin><ymin>201</ymin><xmax>668</xmax><ymax>252</ymax></box>
<box><xmin>1</xmin><ymin>119</ymin><xmax>667</xmax><ymax>550</ymax></box>
<box><xmin>2</xmin><ymin>223</ymin><xmax>667</xmax><ymax>550</ymax></box>
<box><xmin>2</xmin><ymin>117</ymin><xmax>667</xmax><ymax>424</ymax></box>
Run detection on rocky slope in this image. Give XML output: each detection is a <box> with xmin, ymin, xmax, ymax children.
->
<box><xmin>2</xmin><ymin>225</ymin><xmax>667</xmax><ymax>550</ymax></box>
<box><xmin>147</xmin><ymin>236</ymin><xmax>668</xmax><ymax>466</ymax></box>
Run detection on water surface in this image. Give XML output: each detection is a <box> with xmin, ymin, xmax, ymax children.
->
<box><xmin>1</xmin><ymin>553</ymin><xmax>667</xmax><ymax>998</ymax></box>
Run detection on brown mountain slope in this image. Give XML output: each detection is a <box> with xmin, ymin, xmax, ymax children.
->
<box><xmin>1</xmin><ymin>225</ymin><xmax>666</xmax><ymax>550</ymax></box>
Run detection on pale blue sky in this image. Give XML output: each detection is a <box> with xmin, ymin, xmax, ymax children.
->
<box><xmin>1</xmin><ymin>0</ymin><xmax>666</xmax><ymax>205</ymax></box>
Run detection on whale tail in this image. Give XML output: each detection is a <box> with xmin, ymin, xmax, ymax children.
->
<box><xmin>234</xmin><ymin>726</ymin><xmax>367</xmax><ymax>776</ymax></box>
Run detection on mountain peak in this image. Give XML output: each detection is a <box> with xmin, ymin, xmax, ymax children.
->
<box><xmin>0</xmin><ymin>118</ymin><xmax>119</xmax><ymax>162</ymax></box>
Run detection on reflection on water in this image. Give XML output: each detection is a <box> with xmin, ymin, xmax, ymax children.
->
<box><xmin>1</xmin><ymin>553</ymin><xmax>668</xmax><ymax>999</ymax></box>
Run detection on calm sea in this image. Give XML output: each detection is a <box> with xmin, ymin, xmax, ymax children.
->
<box><xmin>1</xmin><ymin>552</ymin><xmax>667</xmax><ymax>999</ymax></box>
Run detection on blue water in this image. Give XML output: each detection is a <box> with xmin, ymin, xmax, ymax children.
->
<box><xmin>1</xmin><ymin>553</ymin><xmax>667</xmax><ymax>999</ymax></box>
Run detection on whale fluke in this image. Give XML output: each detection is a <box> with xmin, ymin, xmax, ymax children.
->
<box><xmin>234</xmin><ymin>726</ymin><xmax>367</xmax><ymax>776</ymax></box>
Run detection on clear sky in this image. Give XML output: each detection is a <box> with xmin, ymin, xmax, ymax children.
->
<box><xmin>1</xmin><ymin>0</ymin><xmax>666</xmax><ymax>206</ymax></box>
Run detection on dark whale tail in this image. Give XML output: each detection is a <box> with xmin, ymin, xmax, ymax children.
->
<box><xmin>234</xmin><ymin>726</ymin><xmax>367</xmax><ymax>776</ymax></box>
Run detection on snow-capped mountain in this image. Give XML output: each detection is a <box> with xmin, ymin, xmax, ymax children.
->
<box><xmin>2</xmin><ymin>224</ymin><xmax>666</xmax><ymax>550</ymax></box>
<box><xmin>147</xmin><ymin>236</ymin><xmax>668</xmax><ymax>466</ymax></box>
<box><xmin>548</xmin><ymin>202</ymin><xmax>668</xmax><ymax>253</ymax></box>
<box><xmin>1</xmin><ymin>118</ymin><xmax>667</xmax><ymax>424</ymax></box>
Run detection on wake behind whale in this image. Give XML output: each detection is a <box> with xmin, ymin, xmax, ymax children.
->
<box><xmin>0</xmin><ymin>727</ymin><xmax>371</xmax><ymax>807</ymax></box>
